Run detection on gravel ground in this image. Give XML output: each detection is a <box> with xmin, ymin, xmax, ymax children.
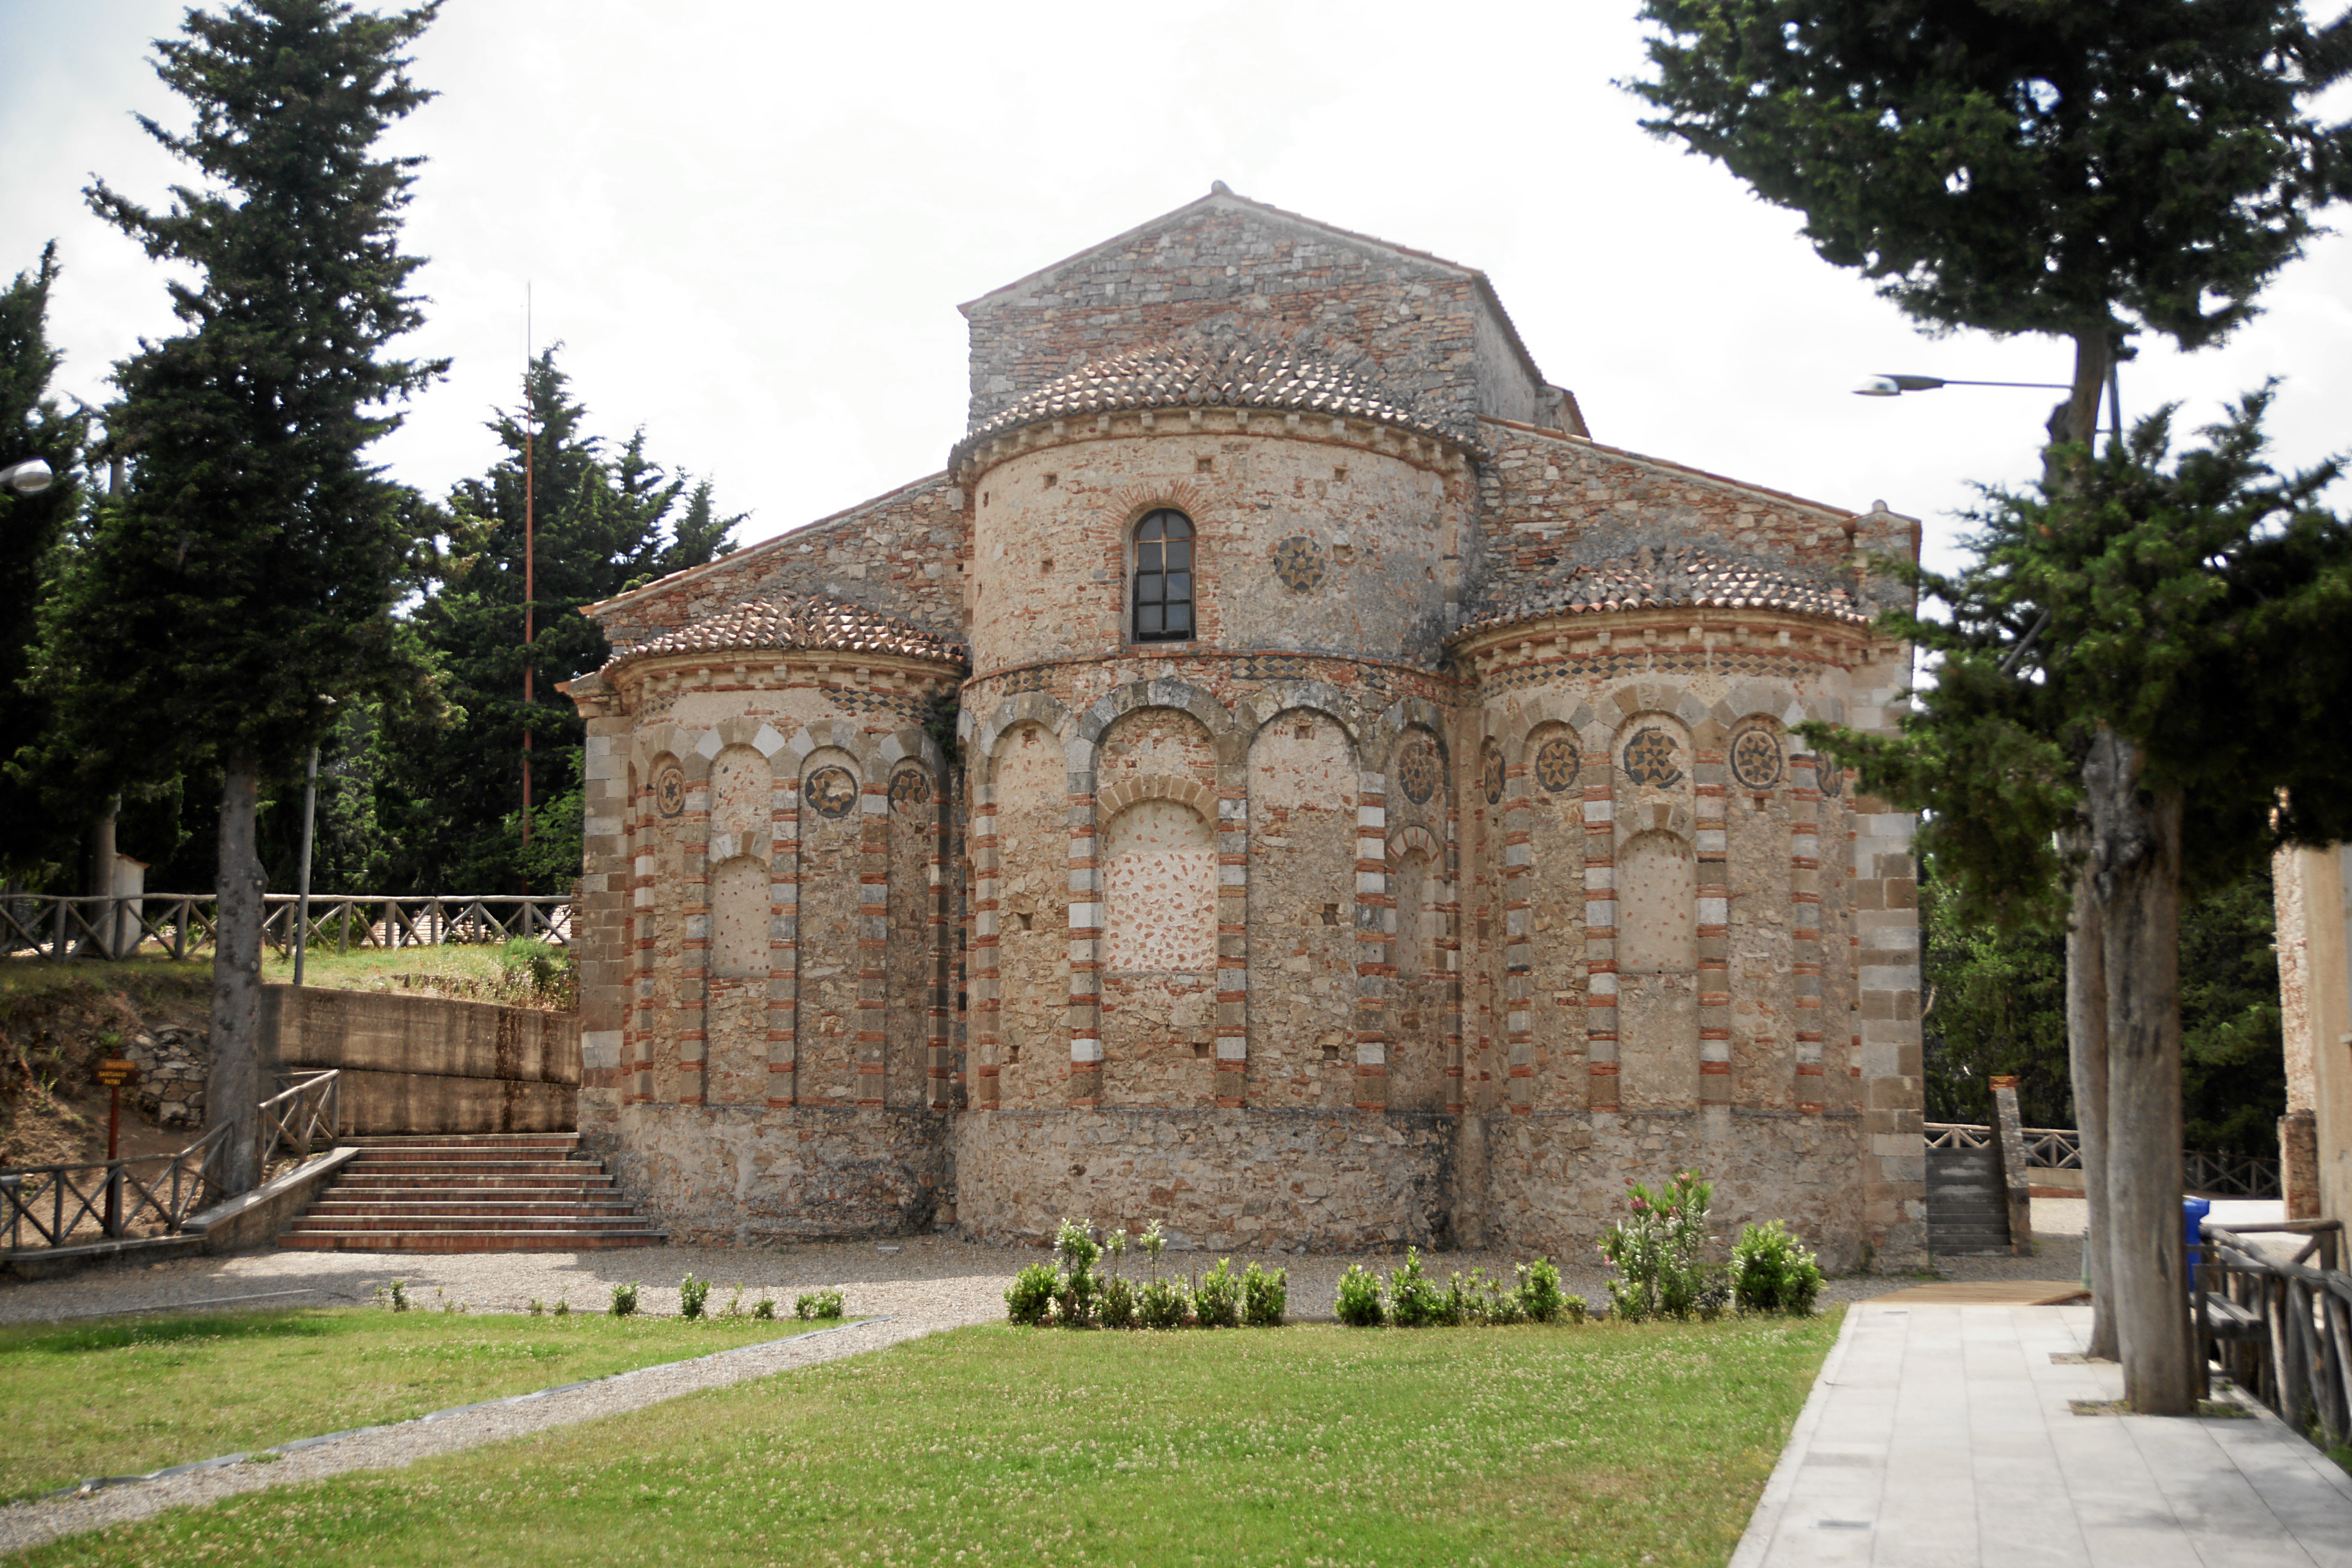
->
<box><xmin>0</xmin><ymin>1201</ymin><xmax>2118</xmax><ymax>1555</ymax></box>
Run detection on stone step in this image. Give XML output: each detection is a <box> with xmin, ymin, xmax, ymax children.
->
<box><xmin>343</xmin><ymin>1161</ymin><xmax>601</xmax><ymax>1177</ymax></box>
<box><xmin>285</xmin><ymin>1212</ymin><xmax>654</xmax><ymax>1233</ymax></box>
<box><xmin>276</xmin><ymin>1230</ymin><xmax>666</xmax><ymax>1253</ymax></box>
<box><xmin>306</xmin><ymin>1199</ymin><xmax>642</xmax><ymax>1218</ymax></box>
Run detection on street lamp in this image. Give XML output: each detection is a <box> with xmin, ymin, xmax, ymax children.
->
<box><xmin>1853</xmin><ymin>373</ymin><xmax>2073</xmax><ymax>396</ymax></box>
<box><xmin>1</xmin><ymin>457</ymin><xmax>53</xmax><ymax>495</ymax></box>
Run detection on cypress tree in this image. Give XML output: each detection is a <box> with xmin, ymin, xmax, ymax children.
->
<box><xmin>0</xmin><ymin>245</ymin><xmax>91</xmax><ymax>885</ymax></box>
<box><xmin>53</xmin><ymin>0</ymin><xmax>443</xmax><ymax>1193</ymax></box>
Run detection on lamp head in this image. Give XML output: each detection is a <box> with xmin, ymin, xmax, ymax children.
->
<box><xmin>1</xmin><ymin>459</ymin><xmax>54</xmax><ymax>496</ymax></box>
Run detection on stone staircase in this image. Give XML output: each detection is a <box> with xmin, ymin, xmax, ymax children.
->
<box><xmin>1926</xmin><ymin>1145</ymin><xmax>2013</xmax><ymax>1256</ymax></box>
<box><xmin>277</xmin><ymin>1132</ymin><xmax>665</xmax><ymax>1253</ymax></box>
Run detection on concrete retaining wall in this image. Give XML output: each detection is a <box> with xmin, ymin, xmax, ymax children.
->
<box><xmin>263</xmin><ymin>986</ymin><xmax>579</xmax><ymax>1136</ymax></box>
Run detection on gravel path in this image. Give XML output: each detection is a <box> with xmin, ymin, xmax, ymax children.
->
<box><xmin>0</xmin><ymin>1202</ymin><xmax>2112</xmax><ymax>1555</ymax></box>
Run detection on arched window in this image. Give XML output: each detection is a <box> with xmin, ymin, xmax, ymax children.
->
<box><xmin>1131</xmin><ymin>509</ymin><xmax>1195</xmax><ymax>642</ymax></box>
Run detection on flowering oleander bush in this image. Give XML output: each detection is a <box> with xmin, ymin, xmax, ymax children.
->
<box><xmin>1000</xmin><ymin>1220</ymin><xmax>1291</xmax><ymax>1330</ymax></box>
<box><xmin>1335</xmin><ymin>1250</ymin><xmax>1583</xmax><ymax>1330</ymax></box>
<box><xmin>1193</xmin><ymin>1259</ymin><xmax>1241</xmax><ymax>1328</ymax></box>
<box><xmin>1601</xmin><ymin>1171</ymin><xmax>1729</xmax><ymax>1322</ymax></box>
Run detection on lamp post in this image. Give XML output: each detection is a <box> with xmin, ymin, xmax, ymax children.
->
<box><xmin>1854</xmin><ymin>370</ymin><xmax>2124</xmax><ymax>441</ymax></box>
<box><xmin>1</xmin><ymin>457</ymin><xmax>53</xmax><ymax>495</ymax></box>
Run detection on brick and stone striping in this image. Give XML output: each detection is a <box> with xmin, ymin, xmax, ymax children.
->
<box><xmin>559</xmin><ymin>187</ymin><xmax>1928</xmax><ymax>1266</ymax></box>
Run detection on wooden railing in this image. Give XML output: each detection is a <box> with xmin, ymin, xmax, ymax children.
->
<box><xmin>1</xmin><ymin>894</ymin><xmax>571</xmax><ymax>961</ymax></box>
<box><xmin>2198</xmin><ymin>1221</ymin><xmax>2350</xmax><ymax>1450</ymax></box>
<box><xmin>1923</xmin><ymin>1122</ymin><xmax>2278</xmax><ymax>1198</ymax></box>
<box><xmin>0</xmin><ymin>1071</ymin><xmax>339</xmax><ymax>1254</ymax></box>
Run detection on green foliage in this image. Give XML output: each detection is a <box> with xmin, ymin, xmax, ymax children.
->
<box><xmin>1516</xmin><ymin>1258</ymin><xmax>1569</xmax><ymax>1325</ymax></box>
<box><xmin>525</xmin><ymin>1298</ymin><xmax>544</xmax><ymax>1317</ymax></box>
<box><xmin>1920</xmin><ymin>854</ymin><xmax>2287</xmax><ymax>1154</ymax></box>
<box><xmin>1136</xmin><ymin>1276</ymin><xmax>1191</xmax><ymax>1331</ymax></box>
<box><xmin>50</xmin><ymin>0</ymin><xmax>446</xmax><ymax>810</ymax></box>
<box><xmin>377</xmin><ymin>1279</ymin><xmax>408</xmax><ymax>1313</ymax></box>
<box><xmin>1053</xmin><ymin>1217</ymin><xmax>1101</xmax><ymax>1328</ymax></box>
<box><xmin>609</xmin><ymin>1282</ymin><xmax>639</xmax><ymax>1319</ymax></box>
<box><xmin>1628</xmin><ymin>0</ymin><xmax>2352</xmax><ymax>352</ymax></box>
<box><xmin>751</xmin><ymin>1298</ymin><xmax>774</xmax><ymax>1321</ymax></box>
<box><xmin>1808</xmin><ymin>396</ymin><xmax>2352</xmax><ymax>934</ymax></box>
<box><xmin>677</xmin><ymin>1274</ymin><xmax>709</xmax><ymax>1321</ymax></box>
<box><xmin>794</xmin><ymin>1290</ymin><xmax>844</xmax><ymax>1322</ymax></box>
<box><xmin>551</xmin><ymin>1298</ymin><xmax>569</xmax><ymax>1319</ymax></box>
<box><xmin>1097</xmin><ymin>1275</ymin><xmax>1139</xmax><ymax>1330</ymax></box>
<box><xmin>1384</xmin><ymin>1248</ymin><xmax>1447</xmax><ymax>1328</ymax></box>
<box><xmin>1601</xmin><ymin>1172</ymin><xmax>1727</xmax><ymax>1323</ymax></box>
<box><xmin>1730</xmin><ymin>1221</ymin><xmax>1825</xmax><ymax>1316</ymax></box>
<box><xmin>1005</xmin><ymin>1264</ymin><xmax>1058</xmax><ymax>1328</ymax></box>
<box><xmin>1192</xmin><ymin>1259</ymin><xmax>1241</xmax><ymax>1329</ymax></box>
<box><xmin>373</xmin><ymin>350</ymin><xmax>740</xmax><ymax>894</ymax></box>
<box><xmin>1334</xmin><ymin>1263</ymin><xmax>1385</xmax><ymax>1327</ymax></box>
<box><xmin>498</xmin><ymin>936</ymin><xmax>575</xmax><ymax>1005</ymax></box>
<box><xmin>1241</xmin><ymin>1262</ymin><xmax>1288</xmax><ymax>1327</ymax></box>
<box><xmin>0</xmin><ymin>242</ymin><xmax>90</xmax><ymax>884</ymax></box>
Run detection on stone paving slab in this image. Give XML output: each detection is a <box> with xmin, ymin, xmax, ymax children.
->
<box><xmin>1732</xmin><ymin>1302</ymin><xmax>2352</xmax><ymax>1567</ymax></box>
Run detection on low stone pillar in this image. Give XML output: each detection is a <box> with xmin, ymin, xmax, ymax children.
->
<box><xmin>1989</xmin><ymin>1074</ymin><xmax>2033</xmax><ymax>1257</ymax></box>
<box><xmin>2280</xmin><ymin>1109</ymin><xmax>2321</xmax><ymax>1221</ymax></box>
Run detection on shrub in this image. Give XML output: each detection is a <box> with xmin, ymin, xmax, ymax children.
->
<box><xmin>552</xmin><ymin>1297</ymin><xmax>570</xmax><ymax>1318</ymax></box>
<box><xmin>1193</xmin><ymin>1259</ymin><xmax>1241</xmax><ymax>1328</ymax></box>
<box><xmin>752</xmin><ymin>1297</ymin><xmax>776</xmax><ymax>1320</ymax></box>
<box><xmin>1098</xmin><ymin>1274</ymin><xmax>1139</xmax><ymax>1330</ymax></box>
<box><xmin>1054</xmin><ymin>1218</ymin><xmax>1101</xmax><ymax>1327</ymax></box>
<box><xmin>526</xmin><ymin>1297</ymin><xmax>545</xmax><ymax>1316</ymax></box>
<box><xmin>1516</xmin><ymin>1257</ymin><xmax>1566</xmax><ymax>1323</ymax></box>
<box><xmin>1006</xmin><ymin>1263</ymin><xmax>1058</xmax><ymax>1327</ymax></box>
<box><xmin>1138</xmin><ymin>1275</ymin><xmax>1190</xmax><ymax>1330</ymax></box>
<box><xmin>1455</xmin><ymin>1268</ymin><xmax>1522</xmax><ymax>1326</ymax></box>
<box><xmin>1334</xmin><ymin>1262</ymin><xmax>1385</xmax><ymax>1327</ymax></box>
<box><xmin>1600</xmin><ymin>1170</ymin><xmax>1726</xmax><ymax>1321</ymax></box>
<box><xmin>498</xmin><ymin>936</ymin><xmax>575</xmax><ymax>1004</ymax></box>
<box><xmin>379</xmin><ymin>1279</ymin><xmax>409</xmax><ymax>1313</ymax></box>
<box><xmin>1387</xmin><ymin>1248</ymin><xmax>1448</xmax><ymax>1328</ymax></box>
<box><xmin>679</xmin><ymin>1273</ymin><xmax>710</xmax><ymax>1321</ymax></box>
<box><xmin>610</xmin><ymin>1281</ymin><xmax>640</xmax><ymax>1318</ymax></box>
<box><xmin>1241</xmin><ymin>1262</ymin><xmax>1287</xmax><ymax>1327</ymax></box>
<box><xmin>795</xmin><ymin>1289</ymin><xmax>845</xmax><ymax>1321</ymax></box>
<box><xmin>1731</xmin><ymin>1220</ymin><xmax>1825</xmax><ymax>1316</ymax></box>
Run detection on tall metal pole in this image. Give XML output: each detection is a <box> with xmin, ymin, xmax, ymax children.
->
<box><xmin>291</xmin><ymin>743</ymin><xmax>318</xmax><ymax>986</ymax></box>
<box><xmin>521</xmin><ymin>287</ymin><xmax>535</xmax><ymax>862</ymax></box>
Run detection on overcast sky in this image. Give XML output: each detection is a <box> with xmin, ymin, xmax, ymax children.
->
<box><xmin>5</xmin><ymin>0</ymin><xmax>2348</xmax><ymax>580</ymax></box>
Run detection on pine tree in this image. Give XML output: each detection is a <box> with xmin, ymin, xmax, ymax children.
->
<box><xmin>52</xmin><ymin>0</ymin><xmax>444</xmax><ymax>1193</ymax></box>
<box><xmin>0</xmin><ymin>245</ymin><xmax>91</xmax><ymax>885</ymax></box>
<box><xmin>1633</xmin><ymin>0</ymin><xmax>2352</xmax><ymax>1409</ymax></box>
<box><xmin>1814</xmin><ymin>396</ymin><xmax>2352</xmax><ymax>1411</ymax></box>
<box><xmin>374</xmin><ymin>350</ymin><xmax>740</xmax><ymax>894</ymax></box>
<box><xmin>1629</xmin><ymin>0</ymin><xmax>2352</xmax><ymax>443</ymax></box>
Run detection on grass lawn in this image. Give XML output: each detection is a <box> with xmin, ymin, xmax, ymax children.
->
<box><xmin>0</xmin><ymin>1305</ymin><xmax>826</xmax><ymax>1501</ymax></box>
<box><xmin>20</xmin><ymin>1311</ymin><xmax>1842</xmax><ymax>1568</ymax></box>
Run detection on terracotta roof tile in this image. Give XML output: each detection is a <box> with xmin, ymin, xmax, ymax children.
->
<box><xmin>1460</xmin><ymin>545</ymin><xmax>1870</xmax><ymax>637</ymax></box>
<box><xmin>954</xmin><ymin>339</ymin><xmax>1451</xmax><ymax>463</ymax></box>
<box><xmin>603</xmin><ymin>594</ymin><xmax>968</xmax><ymax>673</ymax></box>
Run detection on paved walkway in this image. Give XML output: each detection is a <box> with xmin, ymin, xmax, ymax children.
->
<box><xmin>1734</xmin><ymin>1302</ymin><xmax>2352</xmax><ymax>1567</ymax></box>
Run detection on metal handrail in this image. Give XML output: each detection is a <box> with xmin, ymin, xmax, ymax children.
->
<box><xmin>1921</xmin><ymin>1121</ymin><xmax>2275</xmax><ymax>1196</ymax></box>
<box><xmin>0</xmin><ymin>1072</ymin><xmax>340</xmax><ymax>1254</ymax></box>
<box><xmin>1</xmin><ymin>894</ymin><xmax>570</xmax><ymax>961</ymax></box>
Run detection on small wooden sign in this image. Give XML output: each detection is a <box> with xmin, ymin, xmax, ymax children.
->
<box><xmin>95</xmin><ymin>1059</ymin><xmax>140</xmax><ymax>1087</ymax></box>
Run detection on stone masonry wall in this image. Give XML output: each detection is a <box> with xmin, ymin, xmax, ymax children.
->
<box><xmin>962</xmin><ymin>192</ymin><xmax>1553</xmax><ymax>443</ymax></box>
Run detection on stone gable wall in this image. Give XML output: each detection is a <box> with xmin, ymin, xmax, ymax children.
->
<box><xmin>592</xmin><ymin>474</ymin><xmax>970</xmax><ymax>654</ymax></box>
<box><xmin>963</xmin><ymin>200</ymin><xmax>1519</xmax><ymax>442</ymax></box>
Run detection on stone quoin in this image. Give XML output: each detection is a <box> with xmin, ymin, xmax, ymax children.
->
<box><xmin>558</xmin><ymin>186</ymin><xmax>1929</xmax><ymax>1264</ymax></box>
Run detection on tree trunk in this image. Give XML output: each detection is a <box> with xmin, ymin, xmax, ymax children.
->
<box><xmin>2047</xmin><ymin>329</ymin><xmax>2113</xmax><ymax>452</ymax></box>
<box><xmin>207</xmin><ymin>755</ymin><xmax>265</xmax><ymax>1196</ymax></box>
<box><xmin>2084</xmin><ymin>728</ymin><xmax>2194</xmax><ymax>1414</ymax></box>
<box><xmin>2065</xmin><ymin>857</ymin><xmax>2118</xmax><ymax>1360</ymax></box>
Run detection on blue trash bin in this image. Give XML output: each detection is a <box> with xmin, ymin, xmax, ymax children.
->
<box><xmin>2183</xmin><ymin>1196</ymin><xmax>2211</xmax><ymax>1294</ymax></box>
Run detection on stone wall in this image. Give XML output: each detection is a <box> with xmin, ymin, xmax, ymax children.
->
<box><xmin>952</xmin><ymin>1107</ymin><xmax>1458</xmax><ymax>1252</ymax></box>
<box><xmin>961</xmin><ymin>190</ymin><xmax>1562</xmax><ymax>443</ymax></box>
<box><xmin>589</xmin><ymin>1104</ymin><xmax>949</xmax><ymax>1245</ymax></box>
<box><xmin>594</xmin><ymin>474</ymin><xmax>969</xmax><ymax>656</ymax></box>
